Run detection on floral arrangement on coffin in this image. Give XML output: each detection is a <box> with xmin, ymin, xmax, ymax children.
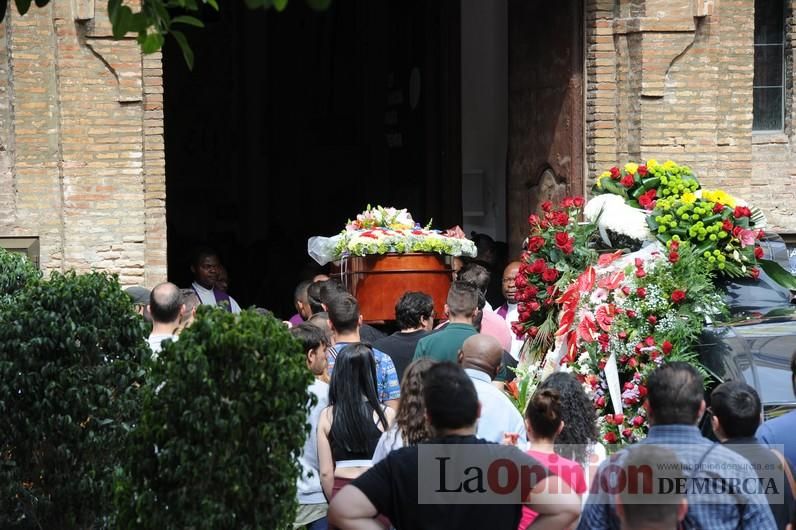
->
<box><xmin>555</xmin><ymin>240</ymin><xmax>725</xmax><ymax>444</ymax></box>
<box><xmin>329</xmin><ymin>205</ymin><xmax>477</xmax><ymax>261</ymax></box>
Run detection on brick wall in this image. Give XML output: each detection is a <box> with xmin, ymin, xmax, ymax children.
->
<box><xmin>0</xmin><ymin>0</ymin><xmax>166</xmax><ymax>285</ymax></box>
<box><xmin>585</xmin><ymin>0</ymin><xmax>796</xmax><ymax>232</ymax></box>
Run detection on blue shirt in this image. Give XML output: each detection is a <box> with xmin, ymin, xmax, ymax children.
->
<box><xmin>757</xmin><ymin>410</ymin><xmax>796</xmax><ymax>467</ymax></box>
<box><xmin>465</xmin><ymin>368</ymin><xmax>527</xmax><ymax>446</ymax></box>
<box><xmin>577</xmin><ymin>425</ymin><xmax>777</xmax><ymax>530</ymax></box>
<box><xmin>328</xmin><ymin>342</ymin><xmax>400</xmax><ymax>403</ymax></box>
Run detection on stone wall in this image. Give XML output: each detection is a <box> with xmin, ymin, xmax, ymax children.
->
<box><xmin>585</xmin><ymin>0</ymin><xmax>796</xmax><ymax>232</ymax></box>
<box><xmin>0</xmin><ymin>0</ymin><xmax>166</xmax><ymax>285</ymax></box>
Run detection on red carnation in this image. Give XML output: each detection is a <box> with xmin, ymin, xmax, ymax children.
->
<box><xmin>632</xmin><ymin>416</ymin><xmax>644</xmax><ymax>427</ymax></box>
<box><xmin>750</xmin><ymin>268</ymin><xmax>761</xmax><ymax>280</ymax></box>
<box><xmin>604</xmin><ymin>432</ymin><xmax>618</xmax><ymax>443</ymax></box>
<box><xmin>573</xmin><ymin>197</ymin><xmax>585</xmax><ymax>208</ymax></box>
<box><xmin>648</xmin><ymin>315</ymin><xmax>657</xmax><ymax>325</ymax></box>
<box><xmin>636</xmin><ymin>287</ymin><xmax>647</xmax><ymax>298</ymax></box>
<box><xmin>754</xmin><ymin>246</ymin><xmax>764</xmax><ymax>259</ymax></box>
<box><xmin>722</xmin><ymin>219</ymin><xmax>734</xmax><ymax>232</ymax></box>
<box><xmin>635</xmin><ymin>268</ymin><xmax>646</xmax><ymax>279</ymax></box>
<box><xmin>530</xmin><ymin>259</ymin><xmax>547</xmax><ymax>274</ymax></box>
<box><xmin>541</xmin><ymin>268</ymin><xmax>559</xmax><ymax>283</ymax></box>
<box><xmin>620</xmin><ymin>174</ymin><xmax>635</xmax><ymax>188</ymax></box>
<box><xmin>614</xmin><ymin>413</ymin><xmax>625</xmax><ymax>425</ymax></box>
<box><xmin>541</xmin><ymin>200</ymin><xmax>553</xmax><ymax>213</ymax></box>
<box><xmin>713</xmin><ymin>203</ymin><xmax>725</xmax><ymax>214</ymax></box>
<box><xmin>621</xmin><ymin>286</ymin><xmax>632</xmax><ymax>296</ymax></box>
<box><xmin>668</xmin><ymin>251</ymin><xmax>680</xmax><ymax>264</ymax></box>
<box><xmin>610</xmin><ymin>166</ymin><xmax>621</xmax><ymax>179</ymax></box>
<box><xmin>618</xmin><ymin>331</ymin><xmax>628</xmax><ymax>340</ymax></box>
<box><xmin>528</xmin><ymin>236</ymin><xmax>545</xmax><ymax>253</ymax></box>
<box><xmin>671</xmin><ymin>290</ymin><xmax>687</xmax><ymax>303</ymax></box>
<box><xmin>638</xmin><ymin>165</ymin><xmax>648</xmax><ymax>176</ymax></box>
<box><xmin>644</xmin><ymin>336</ymin><xmax>656</xmax><ymax>347</ymax></box>
<box><xmin>595</xmin><ymin>395</ymin><xmax>606</xmax><ymax>408</ymax></box>
<box><xmin>734</xmin><ymin>205</ymin><xmax>752</xmax><ymax>219</ymax></box>
<box><xmin>638</xmin><ymin>385</ymin><xmax>648</xmax><ymax>397</ymax></box>
<box><xmin>626</xmin><ymin>310</ymin><xmax>637</xmax><ymax>319</ymax></box>
<box><xmin>662</xmin><ymin>340</ymin><xmax>673</xmax><ymax>354</ymax></box>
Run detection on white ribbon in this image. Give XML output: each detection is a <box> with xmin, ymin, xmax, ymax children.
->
<box><xmin>604</xmin><ymin>352</ymin><xmax>623</xmax><ymax>415</ymax></box>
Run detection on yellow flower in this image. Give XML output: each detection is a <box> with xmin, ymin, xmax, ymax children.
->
<box><xmin>681</xmin><ymin>192</ymin><xmax>697</xmax><ymax>205</ymax></box>
<box><xmin>663</xmin><ymin>160</ymin><xmax>677</xmax><ymax>170</ymax></box>
<box><xmin>624</xmin><ymin>163</ymin><xmax>639</xmax><ymax>175</ymax></box>
<box><xmin>600</xmin><ymin>171</ymin><xmax>611</xmax><ymax>178</ymax></box>
<box><xmin>647</xmin><ymin>159</ymin><xmax>659</xmax><ymax>170</ymax></box>
<box><xmin>702</xmin><ymin>189</ymin><xmax>736</xmax><ymax>208</ymax></box>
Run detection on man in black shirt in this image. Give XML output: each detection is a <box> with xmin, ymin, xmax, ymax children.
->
<box><xmin>373</xmin><ymin>291</ymin><xmax>434</xmax><ymax>382</ymax></box>
<box><xmin>328</xmin><ymin>363</ymin><xmax>582</xmax><ymax>529</ymax></box>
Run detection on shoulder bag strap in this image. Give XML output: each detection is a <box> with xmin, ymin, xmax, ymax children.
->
<box><xmin>770</xmin><ymin>448</ymin><xmax>796</xmax><ymax>501</ymax></box>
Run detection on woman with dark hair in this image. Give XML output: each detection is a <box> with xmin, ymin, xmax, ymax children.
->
<box><xmin>372</xmin><ymin>359</ymin><xmax>435</xmax><ymax>463</ymax></box>
<box><xmin>317</xmin><ymin>343</ymin><xmax>395</xmax><ymax>503</ymax></box>
<box><xmin>517</xmin><ymin>388</ymin><xmax>588</xmax><ymax>530</ymax></box>
<box><xmin>538</xmin><ymin>372</ymin><xmax>602</xmax><ymax>466</ymax></box>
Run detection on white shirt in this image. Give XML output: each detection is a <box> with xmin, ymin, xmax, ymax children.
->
<box><xmin>372</xmin><ymin>426</ymin><xmax>405</xmax><ymax>464</ymax></box>
<box><xmin>297</xmin><ymin>379</ymin><xmax>329</xmax><ymax>505</ymax></box>
<box><xmin>191</xmin><ymin>281</ymin><xmax>241</xmax><ymax>314</ymax></box>
<box><xmin>148</xmin><ymin>333</ymin><xmax>178</xmax><ymax>356</ymax></box>
<box><xmin>505</xmin><ymin>302</ymin><xmax>524</xmax><ymax>360</ymax></box>
<box><xmin>466</xmin><ymin>368</ymin><xmax>527</xmax><ymax>445</ymax></box>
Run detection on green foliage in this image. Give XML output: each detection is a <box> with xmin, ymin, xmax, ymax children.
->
<box><xmin>0</xmin><ymin>271</ymin><xmax>148</xmax><ymax>529</ymax></box>
<box><xmin>114</xmin><ymin>306</ymin><xmax>312</xmax><ymax>530</ymax></box>
<box><xmin>0</xmin><ymin>246</ymin><xmax>41</xmax><ymax>299</ymax></box>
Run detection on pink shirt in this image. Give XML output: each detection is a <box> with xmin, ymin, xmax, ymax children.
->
<box><xmin>519</xmin><ymin>450</ymin><xmax>587</xmax><ymax>530</ymax></box>
<box><xmin>480</xmin><ymin>309</ymin><xmax>512</xmax><ymax>351</ymax></box>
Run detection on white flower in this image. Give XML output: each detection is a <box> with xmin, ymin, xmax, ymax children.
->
<box><xmin>585</xmin><ymin>194</ymin><xmax>653</xmax><ymax>243</ymax></box>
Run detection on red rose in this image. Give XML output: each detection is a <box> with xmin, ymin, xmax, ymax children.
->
<box><xmin>528</xmin><ymin>214</ymin><xmax>540</xmax><ymax>226</ymax></box>
<box><xmin>669</xmin><ymin>251</ymin><xmax>679</xmax><ymax>263</ymax></box>
<box><xmin>750</xmin><ymin>268</ymin><xmax>761</xmax><ymax>280</ymax></box>
<box><xmin>635</xmin><ymin>269</ymin><xmax>646</xmax><ymax>279</ymax></box>
<box><xmin>605</xmin><ymin>414</ymin><xmax>615</xmax><ymax>425</ymax></box>
<box><xmin>527</xmin><ymin>236</ymin><xmax>545</xmax><ymax>253</ymax></box>
<box><xmin>632</xmin><ymin>416</ymin><xmax>644</xmax><ymax>427</ymax></box>
<box><xmin>734</xmin><ymin>205</ymin><xmax>752</xmax><ymax>219</ymax></box>
<box><xmin>670</xmin><ymin>240</ymin><xmax>679</xmax><ymax>251</ymax></box>
<box><xmin>595</xmin><ymin>395</ymin><xmax>606</xmax><ymax>408</ymax></box>
<box><xmin>562</xmin><ymin>197</ymin><xmax>575</xmax><ymax>208</ymax></box>
<box><xmin>614</xmin><ymin>413</ymin><xmax>625</xmax><ymax>425</ymax></box>
<box><xmin>541</xmin><ymin>268</ymin><xmax>559</xmax><ymax>283</ymax></box>
<box><xmin>638</xmin><ymin>385</ymin><xmax>648</xmax><ymax>397</ymax></box>
<box><xmin>529</xmin><ymin>326</ymin><xmax>539</xmax><ymax>338</ymax></box>
<box><xmin>627</xmin><ymin>357</ymin><xmax>638</xmax><ymax>368</ymax></box>
<box><xmin>626</xmin><ymin>310</ymin><xmax>637</xmax><ymax>319</ymax></box>
<box><xmin>754</xmin><ymin>246</ymin><xmax>764</xmax><ymax>259</ymax></box>
<box><xmin>528</xmin><ymin>301</ymin><xmax>541</xmax><ymax>312</ymax></box>
<box><xmin>561</xmin><ymin>243</ymin><xmax>574</xmax><ymax>255</ymax></box>
<box><xmin>541</xmin><ymin>200</ymin><xmax>553</xmax><ymax>212</ymax></box>
<box><xmin>638</xmin><ymin>165</ymin><xmax>648</xmax><ymax>176</ymax></box>
<box><xmin>621</xmin><ymin>286</ymin><xmax>631</xmax><ymax>296</ymax></box>
<box><xmin>713</xmin><ymin>203</ymin><xmax>725</xmax><ymax>214</ymax></box>
<box><xmin>604</xmin><ymin>432</ymin><xmax>618</xmax><ymax>443</ymax></box>
<box><xmin>662</xmin><ymin>340</ymin><xmax>673</xmax><ymax>354</ymax></box>
<box><xmin>552</xmin><ymin>212</ymin><xmax>570</xmax><ymax>227</ymax></box>
<box><xmin>511</xmin><ymin>322</ymin><xmax>524</xmax><ymax>337</ymax></box>
<box><xmin>540</xmin><ymin>220</ymin><xmax>550</xmax><ymax>230</ymax></box>
<box><xmin>514</xmin><ymin>275</ymin><xmax>528</xmax><ymax>289</ymax></box>
<box><xmin>671</xmin><ymin>290</ymin><xmax>686</xmax><ymax>303</ymax></box>
<box><xmin>573</xmin><ymin>197</ymin><xmax>585</xmax><ymax>208</ymax></box>
<box><xmin>722</xmin><ymin>219</ymin><xmax>734</xmax><ymax>232</ymax></box>
<box><xmin>618</xmin><ymin>331</ymin><xmax>628</xmax><ymax>340</ymax></box>
<box><xmin>622</xmin><ymin>429</ymin><xmax>634</xmax><ymax>439</ymax></box>
<box><xmin>620</xmin><ymin>174</ymin><xmax>635</xmax><ymax>188</ymax></box>
<box><xmin>610</xmin><ymin>166</ymin><xmax>621</xmax><ymax>179</ymax></box>
<box><xmin>648</xmin><ymin>315</ymin><xmax>657</xmax><ymax>325</ymax></box>
<box><xmin>636</xmin><ymin>287</ymin><xmax>647</xmax><ymax>298</ymax></box>
<box><xmin>624</xmin><ymin>382</ymin><xmax>634</xmax><ymax>391</ymax></box>
<box><xmin>524</xmin><ymin>284</ymin><xmax>539</xmax><ymax>298</ymax></box>
<box><xmin>554</xmin><ymin>232</ymin><xmax>573</xmax><ymax>249</ymax></box>
<box><xmin>732</xmin><ymin>226</ymin><xmax>742</xmax><ymax>238</ymax></box>
<box><xmin>530</xmin><ymin>259</ymin><xmax>547</xmax><ymax>274</ymax></box>
<box><xmin>644</xmin><ymin>336</ymin><xmax>656</xmax><ymax>347</ymax></box>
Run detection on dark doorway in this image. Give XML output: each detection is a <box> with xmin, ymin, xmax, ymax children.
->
<box><xmin>163</xmin><ymin>0</ymin><xmax>461</xmax><ymax>316</ymax></box>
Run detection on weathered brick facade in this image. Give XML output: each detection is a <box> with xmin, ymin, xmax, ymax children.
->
<box><xmin>586</xmin><ymin>0</ymin><xmax>796</xmax><ymax>231</ymax></box>
<box><xmin>0</xmin><ymin>0</ymin><xmax>166</xmax><ymax>285</ymax></box>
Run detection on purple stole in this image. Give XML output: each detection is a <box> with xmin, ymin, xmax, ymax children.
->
<box><xmin>496</xmin><ymin>304</ymin><xmax>509</xmax><ymax>320</ymax></box>
<box><xmin>193</xmin><ymin>286</ymin><xmax>233</xmax><ymax>312</ymax></box>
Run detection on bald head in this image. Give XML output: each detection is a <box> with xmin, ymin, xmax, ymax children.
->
<box><xmin>149</xmin><ymin>282</ymin><xmax>183</xmax><ymax>324</ymax></box>
<box><xmin>502</xmin><ymin>261</ymin><xmax>522</xmax><ymax>303</ymax></box>
<box><xmin>459</xmin><ymin>334</ymin><xmax>504</xmax><ymax>380</ymax></box>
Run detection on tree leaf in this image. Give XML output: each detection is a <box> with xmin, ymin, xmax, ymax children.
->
<box><xmin>205</xmin><ymin>0</ymin><xmax>218</xmax><ymax>10</ymax></box>
<box><xmin>306</xmin><ymin>0</ymin><xmax>331</xmax><ymax>10</ymax></box>
<box><xmin>171</xmin><ymin>14</ymin><xmax>204</xmax><ymax>27</ymax></box>
<box><xmin>758</xmin><ymin>259</ymin><xmax>796</xmax><ymax>290</ymax></box>
<box><xmin>138</xmin><ymin>31</ymin><xmax>165</xmax><ymax>53</ymax></box>
<box><xmin>243</xmin><ymin>0</ymin><xmax>267</xmax><ymax>8</ymax></box>
<box><xmin>273</xmin><ymin>0</ymin><xmax>287</xmax><ymax>11</ymax></box>
<box><xmin>171</xmin><ymin>30</ymin><xmax>194</xmax><ymax>70</ymax></box>
<box><xmin>0</xmin><ymin>0</ymin><xmax>8</xmax><ymax>22</ymax></box>
<box><xmin>14</xmin><ymin>0</ymin><xmax>31</xmax><ymax>15</ymax></box>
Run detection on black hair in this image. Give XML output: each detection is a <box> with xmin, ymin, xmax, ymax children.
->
<box><xmin>306</xmin><ymin>281</ymin><xmax>325</xmax><ymax>315</ymax></box>
<box><xmin>308</xmin><ymin>312</ymin><xmax>330</xmax><ymax>328</ymax></box>
<box><xmin>647</xmin><ymin>362</ymin><xmax>704</xmax><ymax>425</ymax></box>
<box><xmin>320</xmin><ymin>279</ymin><xmax>347</xmax><ymax>306</ymax></box>
<box><xmin>327</xmin><ymin>293</ymin><xmax>360</xmax><ymax>334</ymax></box>
<box><xmin>149</xmin><ymin>282</ymin><xmax>182</xmax><ymax>323</ymax></box>
<box><xmin>710</xmin><ymin>381</ymin><xmax>761</xmax><ymax>438</ymax></box>
<box><xmin>446</xmin><ymin>280</ymin><xmax>479</xmax><ymax>318</ymax></box>
<box><xmin>395</xmin><ymin>291</ymin><xmax>434</xmax><ymax>330</ymax></box>
<box><xmin>527</xmin><ymin>388</ymin><xmax>563</xmax><ymax>439</ymax></box>
<box><xmin>329</xmin><ymin>343</ymin><xmax>389</xmax><ymax>453</ymax></box>
<box><xmin>290</xmin><ymin>322</ymin><xmax>330</xmax><ymax>353</ymax></box>
<box><xmin>190</xmin><ymin>245</ymin><xmax>219</xmax><ymax>268</ymax></box>
<box><xmin>294</xmin><ymin>280</ymin><xmax>312</xmax><ymax>303</ymax></box>
<box><xmin>422</xmin><ymin>363</ymin><xmax>479</xmax><ymax>430</ymax></box>
<box><xmin>458</xmin><ymin>263</ymin><xmax>491</xmax><ymax>292</ymax></box>
<box><xmin>539</xmin><ymin>372</ymin><xmax>598</xmax><ymax>464</ymax></box>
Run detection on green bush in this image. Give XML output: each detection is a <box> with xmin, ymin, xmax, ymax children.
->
<box><xmin>114</xmin><ymin>306</ymin><xmax>312</xmax><ymax>530</ymax></box>
<box><xmin>0</xmin><ymin>271</ymin><xmax>148</xmax><ymax>529</ymax></box>
<box><xmin>0</xmin><ymin>246</ymin><xmax>41</xmax><ymax>298</ymax></box>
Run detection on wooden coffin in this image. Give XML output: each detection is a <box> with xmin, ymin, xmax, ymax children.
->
<box><xmin>331</xmin><ymin>253</ymin><xmax>453</xmax><ymax>322</ymax></box>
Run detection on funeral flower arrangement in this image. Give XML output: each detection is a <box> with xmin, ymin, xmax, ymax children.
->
<box><xmin>307</xmin><ymin>205</ymin><xmax>477</xmax><ymax>265</ymax></box>
<box><xmin>509</xmin><ymin>159</ymin><xmax>795</xmax><ymax>445</ymax></box>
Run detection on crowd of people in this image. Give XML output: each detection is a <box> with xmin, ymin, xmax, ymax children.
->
<box><xmin>125</xmin><ymin>244</ymin><xmax>796</xmax><ymax>530</ymax></box>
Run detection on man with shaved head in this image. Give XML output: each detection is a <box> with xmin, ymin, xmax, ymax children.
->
<box><xmin>458</xmin><ymin>334</ymin><xmax>527</xmax><ymax>445</ymax></box>
<box><xmin>496</xmin><ymin>261</ymin><xmax>524</xmax><ymax>360</ymax></box>
<box><xmin>147</xmin><ymin>281</ymin><xmax>184</xmax><ymax>355</ymax></box>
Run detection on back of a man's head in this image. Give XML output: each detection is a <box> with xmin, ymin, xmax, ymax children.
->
<box><xmin>179</xmin><ymin>288</ymin><xmax>200</xmax><ymax>324</ymax></box>
<box><xmin>294</xmin><ymin>280</ymin><xmax>312</xmax><ymax>304</ymax></box>
<box><xmin>423</xmin><ymin>363</ymin><xmax>479</xmax><ymax>431</ymax></box>
<box><xmin>647</xmin><ymin>362</ymin><xmax>705</xmax><ymax>426</ymax></box>
<box><xmin>150</xmin><ymin>282</ymin><xmax>182</xmax><ymax>324</ymax></box>
<box><xmin>327</xmin><ymin>294</ymin><xmax>360</xmax><ymax>335</ymax></box>
<box><xmin>307</xmin><ymin>281</ymin><xmax>325</xmax><ymax>315</ymax></box>
<box><xmin>617</xmin><ymin>444</ymin><xmax>687</xmax><ymax>530</ymax></box>
<box><xmin>320</xmin><ymin>279</ymin><xmax>347</xmax><ymax>307</ymax></box>
<box><xmin>458</xmin><ymin>263</ymin><xmax>490</xmax><ymax>292</ymax></box>
<box><xmin>459</xmin><ymin>334</ymin><xmax>503</xmax><ymax>378</ymax></box>
<box><xmin>711</xmin><ymin>380</ymin><xmax>762</xmax><ymax>439</ymax></box>
<box><xmin>395</xmin><ymin>291</ymin><xmax>434</xmax><ymax>330</ymax></box>
<box><xmin>446</xmin><ymin>280</ymin><xmax>479</xmax><ymax>318</ymax></box>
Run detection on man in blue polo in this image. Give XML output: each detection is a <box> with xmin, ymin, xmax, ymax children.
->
<box><xmin>413</xmin><ymin>280</ymin><xmax>479</xmax><ymax>364</ymax></box>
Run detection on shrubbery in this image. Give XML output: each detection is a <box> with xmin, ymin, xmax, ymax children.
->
<box><xmin>114</xmin><ymin>306</ymin><xmax>312</xmax><ymax>529</ymax></box>
<box><xmin>0</xmin><ymin>247</ymin><xmax>41</xmax><ymax>298</ymax></box>
<box><xmin>0</xmin><ymin>269</ymin><xmax>148</xmax><ymax>529</ymax></box>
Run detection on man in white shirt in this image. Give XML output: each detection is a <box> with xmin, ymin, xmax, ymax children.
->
<box><xmin>496</xmin><ymin>261</ymin><xmax>523</xmax><ymax>360</ymax></box>
<box><xmin>147</xmin><ymin>282</ymin><xmax>184</xmax><ymax>355</ymax></box>
<box><xmin>458</xmin><ymin>334</ymin><xmax>527</xmax><ymax>445</ymax></box>
<box><xmin>190</xmin><ymin>247</ymin><xmax>241</xmax><ymax>314</ymax></box>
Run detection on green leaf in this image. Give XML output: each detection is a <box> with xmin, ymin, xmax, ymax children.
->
<box><xmin>244</xmin><ymin>0</ymin><xmax>267</xmax><ymax>8</ymax></box>
<box><xmin>306</xmin><ymin>0</ymin><xmax>331</xmax><ymax>10</ymax></box>
<box><xmin>138</xmin><ymin>31</ymin><xmax>165</xmax><ymax>53</ymax></box>
<box><xmin>171</xmin><ymin>15</ymin><xmax>204</xmax><ymax>27</ymax></box>
<box><xmin>205</xmin><ymin>0</ymin><xmax>218</xmax><ymax>10</ymax></box>
<box><xmin>171</xmin><ymin>30</ymin><xmax>194</xmax><ymax>70</ymax></box>
<box><xmin>273</xmin><ymin>0</ymin><xmax>287</xmax><ymax>10</ymax></box>
<box><xmin>759</xmin><ymin>259</ymin><xmax>796</xmax><ymax>290</ymax></box>
<box><xmin>0</xmin><ymin>0</ymin><xmax>8</xmax><ymax>26</ymax></box>
<box><xmin>14</xmin><ymin>0</ymin><xmax>31</xmax><ymax>15</ymax></box>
